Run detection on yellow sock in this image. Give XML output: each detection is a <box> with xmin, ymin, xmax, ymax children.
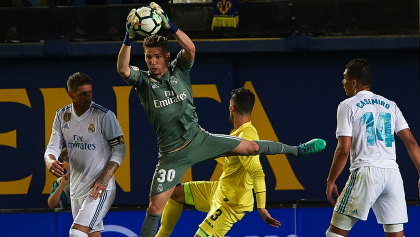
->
<box><xmin>156</xmin><ymin>198</ymin><xmax>184</xmax><ymax>237</ymax></box>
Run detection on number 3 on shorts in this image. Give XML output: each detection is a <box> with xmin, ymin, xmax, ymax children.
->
<box><xmin>157</xmin><ymin>169</ymin><xmax>176</xmax><ymax>183</ymax></box>
<box><xmin>210</xmin><ymin>209</ymin><xmax>223</xmax><ymax>221</ymax></box>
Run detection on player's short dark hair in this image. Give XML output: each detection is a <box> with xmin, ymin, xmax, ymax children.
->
<box><xmin>143</xmin><ymin>35</ymin><xmax>168</xmax><ymax>54</ymax></box>
<box><xmin>346</xmin><ymin>58</ymin><xmax>372</xmax><ymax>86</ymax></box>
<box><xmin>59</xmin><ymin>147</ymin><xmax>69</xmax><ymax>162</ymax></box>
<box><xmin>67</xmin><ymin>72</ymin><xmax>92</xmax><ymax>92</ymax></box>
<box><xmin>231</xmin><ymin>87</ymin><xmax>255</xmax><ymax>115</ymax></box>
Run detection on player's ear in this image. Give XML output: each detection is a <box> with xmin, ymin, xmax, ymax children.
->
<box><xmin>68</xmin><ymin>90</ymin><xmax>74</xmax><ymax>99</ymax></box>
<box><xmin>166</xmin><ymin>51</ymin><xmax>170</xmax><ymax>60</ymax></box>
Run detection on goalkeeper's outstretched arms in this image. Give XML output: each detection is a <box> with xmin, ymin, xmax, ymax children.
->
<box><xmin>150</xmin><ymin>2</ymin><xmax>195</xmax><ymax>61</ymax></box>
<box><xmin>117</xmin><ymin>8</ymin><xmax>137</xmax><ymax>79</ymax></box>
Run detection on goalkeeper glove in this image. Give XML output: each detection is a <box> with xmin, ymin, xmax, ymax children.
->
<box><xmin>150</xmin><ymin>2</ymin><xmax>178</xmax><ymax>34</ymax></box>
<box><xmin>123</xmin><ymin>8</ymin><xmax>137</xmax><ymax>46</ymax></box>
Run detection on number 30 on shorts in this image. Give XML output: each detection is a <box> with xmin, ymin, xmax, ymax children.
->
<box><xmin>156</xmin><ymin>169</ymin><xmax>176</xmax><ymax>183</ymax></box>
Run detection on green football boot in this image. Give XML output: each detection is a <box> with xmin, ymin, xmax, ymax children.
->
<box><xmin>296</xmin><ymin>138</ymin><xmax>326</xmax><ymax>157</ymax></box>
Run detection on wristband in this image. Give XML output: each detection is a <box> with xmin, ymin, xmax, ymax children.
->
<box><xmin>123</xmin><ymin>35</ymin><xmax>132</xmax><ymax>46</ymax></box>
<box><xmin>256</xmin><ymin>191</ymin><xmax>266</xmax><ymax>209</ymax></box>
<box><xmin>168</xmin><ymin>22</ymin><xmax>178</xmax><ymax>34</ymax></box>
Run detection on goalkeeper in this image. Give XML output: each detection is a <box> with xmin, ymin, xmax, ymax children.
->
<box><xmin>156</xmin><ymin>87</ymin><xmax>280</xmax><ymax>237</ymax></box>
<box><xmin>117</xmin><ymin>3</ymin><xmax>326</xmax><ymax>237</ymax></box>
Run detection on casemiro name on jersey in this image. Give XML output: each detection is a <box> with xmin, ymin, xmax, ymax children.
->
<box><xmin>357</xmin><ymin>98</ymin><xmax>390</xmax><ymax>109</ymax></box>
<box><xmin>67</xmin><ymin>135</ymin><xmax>96</xmax><ymax>150</ymax></box>
<box><xmin>153</xmin><ymin>90</ymin><xmax>187</xmax><ymax>109</ymax></box>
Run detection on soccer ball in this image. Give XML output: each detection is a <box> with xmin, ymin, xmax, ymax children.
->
<box><xmin>133</xmin><ymin>7</ymin><xmax>162</xmax><ymax>37</ymax></box>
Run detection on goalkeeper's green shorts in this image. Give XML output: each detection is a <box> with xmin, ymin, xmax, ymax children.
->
<box><xmin>149</xmin><ymin>128</ymin><xmax>241</xmax><ymax>196</ymax></box>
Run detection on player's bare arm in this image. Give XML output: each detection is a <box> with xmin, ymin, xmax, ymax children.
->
<box><xmin>48</xmin><ymin>173</ymin><xmax>70</xmax><ymax>208</ymax></box>
<box><xmin>45</xmin><ymin>154</ymin><xmax>65</xmax><ymax>177</ymax></box>
<box><xmin>258</xmin><ymin>208</ymin><xmax>281</xmax><ymax>228</ymax></box>
<box><xmin>326</xmin><ymin>136</ymin><xmax>351</xmax><ymax>206</ymax></box>
<box><xmin>398</xmin><ymin>128</ymin><xmax>420</xmax><ymax>196</ymax></box>
<box><xmin>90</xmin><ymin>161</ymin><xmax>120</xmax><ymax>200</ymax></box>
<box><xmin>149</xmin><ymin>2</ymin><xmax>195</xmax><ymax>61</ymax></box>
<box><xmin>117</xmin><ymin>45</ymin><xmax>132</xmax><ymax>79</ymax></box>
<box><xmin>118</xmin><ymin>8</ymin><xmax>137</xmax><ymax>79</ymax></box>
<box><xmin>173</xmin><ymin>29</ymin><xmax>195</xmax><ymax>61</ymax></box>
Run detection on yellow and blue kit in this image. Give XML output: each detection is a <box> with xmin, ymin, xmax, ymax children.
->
<box><xmin>187</xmin><ymin>121</ymin><xmax>266</xmax><ymax>236</ymax></box>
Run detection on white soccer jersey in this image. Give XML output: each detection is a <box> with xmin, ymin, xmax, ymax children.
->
<box><xmin>336</xmin><ymin>91</ymin><xmax>409</xmax><ymax>171</ymax></box>
<box><xmin>45</xmin><ymin>102</ymin><xmax>123</xmax><ymax>199</ymax></box>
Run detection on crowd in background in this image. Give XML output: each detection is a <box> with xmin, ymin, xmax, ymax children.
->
<box><xmin>0</xmin><ymin>0</ymin><xmax>418</xmax><ymax>43</ymax></box>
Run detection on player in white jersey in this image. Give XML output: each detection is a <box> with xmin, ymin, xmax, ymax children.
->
<box><xmin>44</xmin><ymin>72</ymin><xmax>126</xmax><ymax>237</ymax></box>
<box><xmin>325</xmin><ymin>59</ymin><xmax>420</xmax><ymax>237</ymax></box>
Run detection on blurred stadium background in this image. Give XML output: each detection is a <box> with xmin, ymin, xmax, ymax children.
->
<box><xmin>0</xmin><ymin>0</ymin><xmax>419</xmax><ymax>236</ymax></box>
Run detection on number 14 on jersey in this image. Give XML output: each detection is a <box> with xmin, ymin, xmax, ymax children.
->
<box><xmin>361</xmin><ymin>112</ymin><xmax>394</xmax><ymax>147</ymax></box>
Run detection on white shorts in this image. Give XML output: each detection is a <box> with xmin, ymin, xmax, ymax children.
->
<box><xmin>334</xmin><ymin>167</ymin><xmax>407</xmax><ymax>224</ymax></box>
<box><xmin>71</xmin><ymin>189</ymin><xmax>116</xmax><ymax>233</ymax></box>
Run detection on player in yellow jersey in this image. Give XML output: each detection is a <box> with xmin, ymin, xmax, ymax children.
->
<box><xmin>156</xmin><ymin>87</ymin><xmax>280</xmax><ymax>237</ymax></box>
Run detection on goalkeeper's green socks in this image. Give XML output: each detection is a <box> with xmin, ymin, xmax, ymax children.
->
<box><xmin>156</xmin><ymin>198</ymin><xmax>184</xmax><ymax>237</ymax></box>
<box><xmin>254</xmin><ymin>140</ymin><xmax>298</xmax><ymax>156</ymax></box>
<box><xmin>254</xmin><ymin>139</ymin><xmax>326</xmax><ymax>157</ymax></box>
<box><xmin>140</xmin><ymin>209</ymin><xmax>161</xmax><ymax>237</ymax></box>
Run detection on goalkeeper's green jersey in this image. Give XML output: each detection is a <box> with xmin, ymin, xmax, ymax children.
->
<box><xmin>214</xmin><ymin>121</ymin><xmax>266</xmax><ymax>213</ymax></box>
<box><xmin>123</xmin><ymin>51</ymin><xmax>200</xmax><ymax>153</ymax></box>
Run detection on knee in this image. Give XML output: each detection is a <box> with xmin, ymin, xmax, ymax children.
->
<box><xmin>330</xmin><ymin>211</ymin><xmax>357</xmax><ymax>231</ymax></box>
<box><xmin>247</xmin><ymin>140</ymin><xmax>259</xmax><ymax>155</ymax></box>
<box><xmin>148</xmin><ymin>202</ymin><xmax>165</xmax><ymax>215</ymax></box>
<box><xmin>147</xmin><ymin>204</ymin><xmax>159</xmax><ymax>214</ymax></box>
<box><xmin>69</xmin><ymin>228</ymin><xmax>88</xmax><ymax>237</ymax></box>
<box><xmin>70</xmin><ymin>224</ymin><xmax>90</xmax><ymax>237</ymax></box>
<box><xmin>88</xmin><ymin>231</ymin><xmax>101</xmax><ymax>237</ymax></box>
<box><xmin>252</xmin><ymin>141</ymin><xmax>259</xmax><ymax>154</ymax></box>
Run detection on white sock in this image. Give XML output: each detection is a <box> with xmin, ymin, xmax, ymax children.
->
<box><xmin>326</xmin><ymin>229</ymin><xmax>345</xmax><ymax>237</ymax></box>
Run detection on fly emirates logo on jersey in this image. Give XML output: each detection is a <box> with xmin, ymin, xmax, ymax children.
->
<box><xmin>67</xmin><ymin>135</ymin><xmax>96</xmax><ymax>150</ymax></box>
<box><xmin>153</xmin><ymin>90</ymin><xmax>187</xmax><ymax>108</ymax></box>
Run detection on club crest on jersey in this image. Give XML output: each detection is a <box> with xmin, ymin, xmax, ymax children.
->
<box><xmin>88</xmin><ymin>124</ymin><xmax>95</xmax><ymax>133</ymax></box>
<box><xmin>131</xmin><ymin>66</ymin><xmax>139</xmax><ymax>71</ymax></box>
<box><xmin>157</xmin><ymin>184</ymin><xmax>163</xmax><ymax>193</ymax></box>
<box><xmin>170</xmin><ymin>76</ymin><xmax>178</xmax><ymax>85</ymax></box>
<box><xmin>64</xmin><ymin>113</ymin><xmax>71</xmax><ymax>122</ymax></box>
<box><xmin>152</xmin><ymin>83</ymin><xmax>159</xmax><ymax>89</ymax></box>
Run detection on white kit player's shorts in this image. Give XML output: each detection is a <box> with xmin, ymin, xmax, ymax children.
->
<box><xmin>334</xmin><ymin>167</ymin><xmax>408</xmax><ymax>224</ymax></box>
<box><xmin>71</xmin><ymin>189</ymin><xmax>116</xmax><ymax>233</ymax></box>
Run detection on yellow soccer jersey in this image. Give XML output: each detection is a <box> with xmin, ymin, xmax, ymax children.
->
<box><xmin>214</xmin><ymin>121</ymin><xmax>265</xmax><ymax>213</ymax></box>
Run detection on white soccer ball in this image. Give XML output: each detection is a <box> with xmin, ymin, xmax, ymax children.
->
<box><xmin>133</xmin><ymin>7</ymin><xmax>162</xmax><ymax>37</ymax></box>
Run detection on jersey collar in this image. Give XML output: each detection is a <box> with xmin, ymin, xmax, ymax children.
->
<box><xmin>148</xmin><ymin>68</ymin><xmax>170</xmax><ymax>81</ymax></box>
<box><xmin>356</xmin><ymin>90</ymin><xmax>373</xmax><ymax>96</ymax></box>
<box><xmin>71</xmin><ymin>101</ymin><xmax>93</xmax><ymax>121</ymax></box>
<box><xmin>231</xmin><ymin>121</ymin><xmax>253</xmax><ymax>136</ymax></box>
